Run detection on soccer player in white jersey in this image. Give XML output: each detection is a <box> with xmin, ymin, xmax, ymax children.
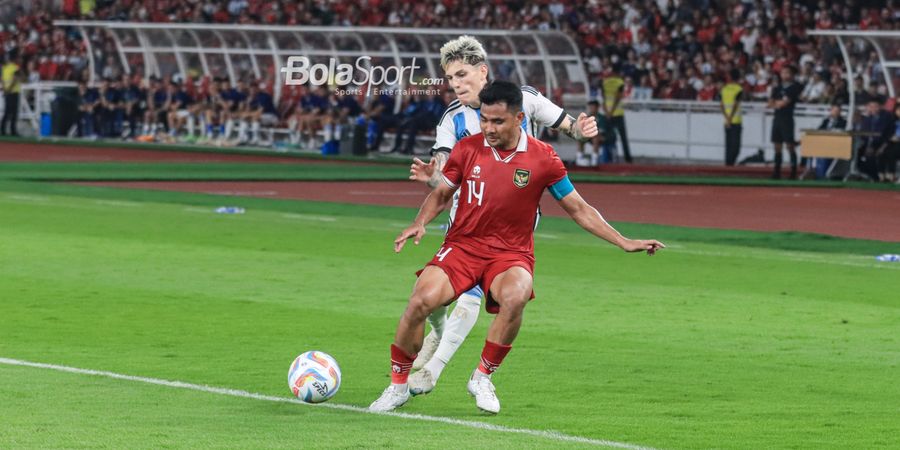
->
<box><xmin>405</xmin><ymin>36</ymin><xmax>598</xmax><ymax>396</ymax></box>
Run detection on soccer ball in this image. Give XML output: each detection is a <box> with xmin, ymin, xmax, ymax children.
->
<box><xmin>288</xmin><ymin>351</ymin><xmax>342</xmax><ymax>403</ymax></box>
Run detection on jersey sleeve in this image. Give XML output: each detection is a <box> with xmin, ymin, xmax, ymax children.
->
<box><xmin>441</xmin><ymin>141</ymin><xmax>466</xmax><ymax>188</ymax></box>
<box><xmin>522</xmin><ymin>86</ymin><xmax>566</xmax><ymax>129</ymax></box>
<box><xmin>546</xmin><ymin>150</ymin><xmax>568</xmax><ymax>186</ymax></box>
<box><xmin>431</xmin><ymin>103</ymin><xmax>460</xmax><ymax>154</ymax></box>
<box><xmin>546</xmin><ymin>150</ymin><xmax>574</xmax><ymax>200</ymax></box>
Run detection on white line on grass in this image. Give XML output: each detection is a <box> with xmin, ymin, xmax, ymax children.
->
<box><xmin>93</xmin><ymin>199</ymin><xmax>142</xmax><ymax>207</ymax></box>
<box><xmin>0</xmin><ymin>357</ymin><xmax>658</xmax><ymax>450</ymax></box>
<box><xmin>4</xmin><ymin>194</ymin><xmax>50</xmax><ymax>202</ymax></box>
<box><xmin>281</xmin><ymin>213</ymin><xmax>337</xmax><ymax>222</ymax></box>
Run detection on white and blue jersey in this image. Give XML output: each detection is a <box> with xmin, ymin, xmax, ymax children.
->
<box><xmin>431</xmin><ymin>86</ymin><xmax>566</xmax><ymax>154</ymax></box>
<box><xmin>432</xmin><ymin>86</ymin><xmax>566</xmax><ymax>299</ymax></box>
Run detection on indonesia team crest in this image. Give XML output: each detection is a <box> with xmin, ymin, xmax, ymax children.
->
<box><xmin>513</xmin><ymin>168</ymin><xmax>530</xmax><ymax>188</ymax></box>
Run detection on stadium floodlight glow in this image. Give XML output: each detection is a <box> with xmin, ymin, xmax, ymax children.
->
<box><xmin>281</xmin><ymin>56</ymin><xmax>443</xmax><ymax>87</ymax></box>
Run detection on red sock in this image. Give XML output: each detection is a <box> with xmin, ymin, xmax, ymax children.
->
<box><xmin>477</xmin><ymin>340</ymin><xmax>512</xmax><ymax>375</ymax></box>
<box><xmin>390</xmin><ymin>344</ymin><xmax>416</xmax><ymax>384</ymax></box>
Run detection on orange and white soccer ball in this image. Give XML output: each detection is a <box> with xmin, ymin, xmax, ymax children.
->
<box><xmin>288</xmin><ymin>351</ymin><xmax>342</xmax><ymax>403</ymax></box>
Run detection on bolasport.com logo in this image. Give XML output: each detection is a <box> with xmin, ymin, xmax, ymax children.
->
<box><xmin>280</xmin><ymin>56</ymin><xmax>444</xmax><ymax>96</ymax></box>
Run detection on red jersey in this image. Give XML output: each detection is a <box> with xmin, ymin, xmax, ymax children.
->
<box><xmin>441</xmin><ymin>132</ymin><xmax>568</xmax><ymax>255</ymax></box>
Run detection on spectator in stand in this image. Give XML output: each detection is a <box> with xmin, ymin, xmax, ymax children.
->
<box><xmin>884</xmin><ymin>103</ymin><xmax>900</xmax><ymax>183</ymax></box>
<box><xmin>853</xmin><ymin>78</ymin><xmax>871</xmax><ymax>105</ymax></box>
<box><xmin>334</xmin><ymin>91</ymin><xmax>363</xmax><ymax>123</ymax></box>
<box><xmin>244</xmin><ymin>82</ymin><xmax>278</xmax><ymax>145</ymax></box>
<box><xmin>221</xmin><ymin>79</ymin><xmax>247</xmax><ymax>142</ymax></box>
<box><xmin>391</xmin><ymin>93</ymin><xmax>445</xmax><ymax>155</ymax></box>
<box><xmin>366</xmin><ymin>92</ymin><xmax>400</xmax><ymax>152</ymax></box>
<box><xmin>697</xmin><ymin>74</ymin><xmax>717</xmax><ymax>101</ymax></box>
<box><xmin>812</xmin><ymin>104</ymin><xmax>847</xmax><ymax>179</ymax></box>
<box><xmin>802</xmin><ymin>72</ymin><xmax>827</xmax><ymax>103</ymax></box>
<box><xmin>121</xmin><ymin>74</ymin><xmax>145</xmax><ymax>138</ymax></box>
<box><xmin>832</xmin><ymin>78</ymin><xmax>850</xmax><ymax>105</ymax></box>
<box><xmin>98</xmin><ymin>77</ymin><xmax>124</xmax><ymax>138</ymax></box>
<box><xmin>166</xmin><ymin>81</ymin><xmax>194</xmax><ymax>141</ymax></box>
<box><xmin>142</xmin><ymin>77</ymin><xmax>169</xmax><ymax>137</ymax></box>
<box><xmin>720</xmin><ymin>69</ymin><xmax>743</xmax><ymax>166</ymax></box>
<box><xmin>632</xmin><ymin>75</ymin><xmax>653</xmax><ymax>100</ymax></box>
<box><xmin>77</xmin><ymin>79</ymin><xmax>100</xmax><ymax>138</ymax></box>
<box><xmin>769</xmin><ymin>66</ymin><xmax>803</xmax><ymax>179</ymax></box>
<box><xmin>577</xmin><ymin>99</ymin><xmax>616</xmax><ymax>166</ymax></box>
<box><xmin>855</xmin><ymin>99</ymin><xmax>894</xmax><ymax>181</ymax></box>
<box><xmin>577</xmin><ymin>100</ymin><xmax>601</xmax><ymax>166</ymax></box>
<box><xmin>391</xmin><ymin>94</ymin><xmax>426</xmax><ymax>154</ymax></box>
<box><xmin>291</xmin><ymin>85</ymin><xmax>327</xmax><ymax>149</ymax></box>
<box><xmin>201</xmin><ymin>79</ymin><xmax>228</xmax><ymax>142</ymax></box>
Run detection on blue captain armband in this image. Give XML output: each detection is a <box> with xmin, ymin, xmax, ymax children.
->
<box><xmin>548</xmin><ymin>175</ymin><xmax>575</xmax><ymax>200</ymax></box>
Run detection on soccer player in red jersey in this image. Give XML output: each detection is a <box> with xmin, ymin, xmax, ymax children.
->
<box><xmin>369</xmin><ymin>81</ymin><xmax>665</xmax><ymax>414</ymax></box>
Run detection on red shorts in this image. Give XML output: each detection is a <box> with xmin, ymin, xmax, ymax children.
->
<box><xmin>416</xmin><ymin>242</ymin><xmax>535</xmax><ymax>314</ymax></box>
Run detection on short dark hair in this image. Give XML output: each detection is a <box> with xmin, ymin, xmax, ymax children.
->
<box><xmin>478</xmin><ymin>80</ymin><xmax>522</xmax><ymax>113</ymax></box>
<box><xmin>588</xmin><ymin>99</ymin><xmax>600</xmax><ymax>107</ymax></box>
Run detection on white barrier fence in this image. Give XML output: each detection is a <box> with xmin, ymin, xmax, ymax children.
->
<box><xmin>0</xmin><ymin>82</ymin><xmax>78</xmax><ymax>134</ymax></box>
<box><xmin>615</xmin><ymin>100</ymin><xmax>833</xmax><ymax>163</ymax></box>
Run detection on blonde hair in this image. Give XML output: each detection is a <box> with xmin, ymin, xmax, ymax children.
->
<box><xmin>440</xmin><ymin>35</ymin><xmax>487</xmax><ymax>70</ymax></box>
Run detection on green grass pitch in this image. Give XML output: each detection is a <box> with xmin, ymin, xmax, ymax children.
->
<box><xmin>0</xmin><ymin>182</ymin><xmax>898</xmax><ymax>449</ymax></box>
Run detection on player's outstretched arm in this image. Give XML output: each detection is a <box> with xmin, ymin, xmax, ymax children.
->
<box><xmin>394</xmin><ymin>180</ymin><xmax>456</xmax><ymax>253</ymax></box>
<box><xmin>409</xmin><ymin>151</ymin><xmax>449</xmax><ymax>189</ymax></box>
<box><xmin>557</xmin><ymin>189</ymin><xmax>665</xmax><ymax>255</ymax></box>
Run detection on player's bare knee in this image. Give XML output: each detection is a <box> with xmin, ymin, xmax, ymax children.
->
<box><xmin>494</xmin><ymin>286</ymin><xmax>529</xmax><ymax>312</ymax></box>
<box><xmin>405</xmin><ymin>293</ymin><xmax>439</xmax><ymax>321</ymax></box>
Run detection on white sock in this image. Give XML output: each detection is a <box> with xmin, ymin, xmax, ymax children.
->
<box><xmin>238</xmin><ymin>120</ymin><xmax>249</xmax><ymax>142</ymax></box>
<box><xmin>426</xmin><ymin>305</ymin><xmax>447</xmax><ymax>338</ymax></box>
<box><xmin>251</xmin><ymin>121</ymin><xmax>260</xmax><ymax>142</ymax></box>
<box><xmin>224</xmin><ymin>120</ymin><xmax>234</xmax><ymax>140</ymax></box>
<box><xmin>142</xmin><ymin>123</ymin><xmax>149</xmax><ymax>135</ymax></box>
<box><xmin>471</xmin><ymin>368</ymin><xmax>490</xmax><ymax>380</ymax></box>
<box><xmin>186</xmin><ymin>116</ymin><xmax>196</xmax><ymax>136</ymax></box>
<box><xmin>423</xmin><ymin>292</ymin><xmax>481</xmax><ymax>380</ymax></box>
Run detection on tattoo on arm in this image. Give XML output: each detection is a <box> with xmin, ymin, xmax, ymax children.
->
<box><xmin>559</xmin><ymin>115</ymin><xmax>586</xmax><ymax>142</ymax></box>
<box><xmin>426</xmin><ymin>151</ymin><xmax>449</xmax><ymax>189</ymax></box>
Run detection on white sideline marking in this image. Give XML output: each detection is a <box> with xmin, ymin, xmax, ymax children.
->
<box><xmin>0</xmin><ymin>357</ymin><xmax>658</xmax><ymax>450</ymax></box>
<box><xmin>94</xmin><ymin>199</ymin><xmax>142</xmax><ymax>207</ymax></box>
<box><xmin>281</xmin><ymin>213</ymin><xmax>337</xmax><ymax>222</ymax></box>
<box><xmin>5</xmin><ymin>194</ymin><xmax>49</xmax><ymax>202</ymax></box>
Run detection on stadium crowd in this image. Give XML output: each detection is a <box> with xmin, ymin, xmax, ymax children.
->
<box><xmin>1</xmin><ymin>0</ymin><xmax>899</xmax><ymax>173</ymax></box>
